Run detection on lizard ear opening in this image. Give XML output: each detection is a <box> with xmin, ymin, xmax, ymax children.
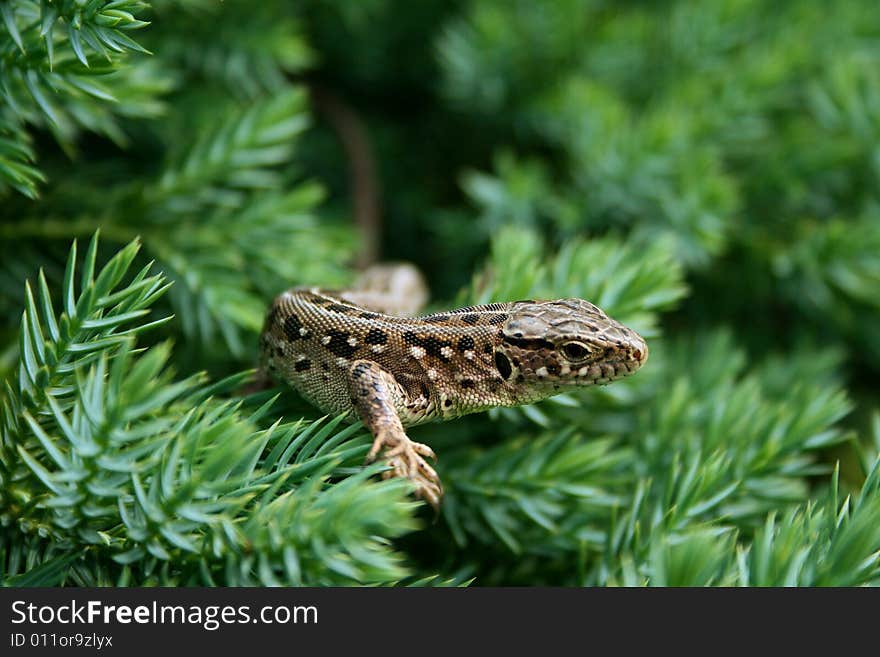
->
<box><xmin>494</xmin><ymin>351</ymin><xmax>513</xmax><ymax>379</ymax></box>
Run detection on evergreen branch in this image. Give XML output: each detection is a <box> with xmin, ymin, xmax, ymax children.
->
<box><xmin>149</xmin><ymin>88</ymin><xmax>311</xmax><ymax>215</ymax></box>
<box><xmin>16</xmin><ymin>338</ymin><xmax>417</xmax><ymax>584</ymax></box>
<box><xmin>530</xmin><ymin>78</ymin><xmax>737</xmax><ymax>267</ymax></box>
<box><xmin>0</xmin><ymin>0</ymin><xmax>155</xmax><ymax>197</ymax></box>
<box><xmin>0</xmin><ymin>534</ymin><xmax>83</xmax><ymax>586</ymax></box>
<box><xmin>437</xmin><ymin>329</ymin><xmax>854</xmax><ymax>582</ymax></box>
<box><xmin>601</xmin><ymin>454</ymin><xmax>880</xmax><ymax>587</ymax></box>
<box><xmin>465</xmin><ymin>226</ymin><xmax>687</xmax><ymax>338</ymax></box>
<box><xmin>1</xmin><ymin>1</ymin><xmax>151</xmax><ymax>70</ymax></box>
<box><xmin>736</xmin><ymin>451</ymin><xmax>880</xmax><ymax>586</ymax></box>
<box><xmin>632</xmin><ymin>332</ymin><xmax>852</xmax><ymax>527</ymax></box>
<box><xmin>145</xmin><ymin>184</ymin><xmax>352</xmax><ymax>355</ymax></box>
<box><xmin>776</xmin><ymin>212</ymin><xmax>880</xmax><ymax>365</ymax></box>
<box><xmin>3</xmin><ymin>0</ymin><xmax>880</xmax><ymax>589</ymax></box>
<box><xmin>235</xmin><ymin>466</ymin><xmax>418</xmax><ymax>585</ymax></box>
<box><xmin>442</xmin><ymin>431</ymin><xmax>629</xmax><ymax>554</ymax></box>
<box><xmin>2</xmin><ymin>236</ymin><xmax>419</xmax><ymax>585</ymax></box>
<box><xmin>644</xmin><ymin>527</ymin><xmax>737</xmax><ymax>587</ymax></box>
<box><xmin>0</xmin><ymin>85</ymin><xmax>352</xmax><ymax>355</ymax></box>
<box><xmin>149</xmin><ymin>1</ymin><xmax>312</xmax><ymax>99</ymax></box>
<box><xmin>437</xmin><ymin>0</ymin><xmax>591</xmax><ymax>115</ymax></box>
<box><xmin>10</xmin><ymin>231</ymin><xmax>168</xmax><ymax>412</ymax></box>
<box><xmin>133</xmin><ymin>88</ymin><xmax>351</xmax><ymax>353</ymax></box>
<box><xmin>461</xmin><ymin>151</ymin><xmax>582</xmax><ymax>240</ymax></box>
<box><xmin>1</xmin><ymin>231</ymin><xmax>170</xmax><ymax>532</ymax></box>
<box><xmin>0</xmin><ymin>113</ymin><xmax>44</xmax><ymax>198</ymax></box>
<box><xmin>806</xmin><ymin>51</ymin><xmax>880</xmax><ymax>177</ymax></box>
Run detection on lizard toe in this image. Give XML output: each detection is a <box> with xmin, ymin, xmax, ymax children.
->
<box><xmin>411</xmin><ymin>454</ymin><xmax>439</xmax><ymax>484</ymax></box>
<box><xmin>381</xmin><ymin>456</ymin><xmax>407</xmax><ymax>482</ymax></box>
<box><xmin>415</xmin><ymin>477</ymin><xmax>444</xmax><ymax>510</ymax></box>
<box><xmin>410</xmin><ymin>440</ymin><xmax>437</xmax><ymax>461</ymax></box>
<box><xmin>377</xmin><ymin>448</ymin><xmax>444</xmax><ymax>509</ymax></box>
<box><xmin>383</xmin><ymin>439</ymin><xmax>409</xmax><ymax>459</ymax></box>
<box><xmin>366</xmin><ymin>429</ymin><xmax>396</xmax><ymax>463</ymax></box>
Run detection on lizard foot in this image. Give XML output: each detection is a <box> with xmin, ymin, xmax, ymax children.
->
<box><xmin>366</xmin><ymin>431</ymin><xmax>443</xmax><ymax>509</ymax></box>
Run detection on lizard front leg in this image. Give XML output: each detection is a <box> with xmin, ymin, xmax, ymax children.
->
<box><xmin>347</xmin><ymin>359</ymin><xmax>443</xmax><ymax>508</ymax></box>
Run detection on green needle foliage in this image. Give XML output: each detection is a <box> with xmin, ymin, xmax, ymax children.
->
<box><xmin>0</xmin><ymin>0</ymin><xmax>152</xmax><ymax>197</ymax></box>
<box><xmin>3</xmin><ymin>0</ymin><xmax>880</xmax><ymax>586</ymax></box>
<box><xmin>2</xmin><ymin>233</ymin><xmax>417</xmax><ymax>585</ymax></box>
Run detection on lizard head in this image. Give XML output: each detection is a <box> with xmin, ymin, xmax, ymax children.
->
<box><xmin>495</xmin><ymin>299</ymin><xmax>648</xmax><ymax>387</ymax></box>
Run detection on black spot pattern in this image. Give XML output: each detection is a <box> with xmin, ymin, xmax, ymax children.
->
<box><xmin>329</xmin><ymin>303</ymin><xmax>353</xmax><ymax>314</ymax></box>
<box><xmin>403</xmin><ymin>331</ymin><xmax>453</xmax><ymax>361</ymax></box>
<box><xmin>295</xmin><ymin>359</ymin><xmax>311</xmax><ymax>372</ymax></box>
<box><xmin>424</xmin><ymin>314</ymin><xmax>450</xmax><ymax>323</ymax></box>
<box><xmin>283</xmin><ymin>314</ymin><xmax>303</xmax><ymax>341</ymax></box>
<box><xmin>365</xmin><ymin>328</ymin><xmax>388</xmax><ymax>345</ymax></box>
<box><xmin>458</xmin><ymin>336</ymin><xmax>475</xmax><ymax>352</ymax></box>
<box><xmin>460</xmin><ymin>314</ymin><xmax>479</xmax><ymax>325</ymax></box>
<box><xmin>488</xmin><ymin>314</ymin><xmax>507</xmax><ymax>325</ymax></box>
<box><xmin>324</xmin><ymin>329</ymin><xmax>359</xmax><ymax>358</ymax></box>
<box><xmin>460</xmin><ymin>379</ymin><xmax>475</xmax><ymax>388</ymax></box>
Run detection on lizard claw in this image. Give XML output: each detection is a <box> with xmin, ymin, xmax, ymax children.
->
<box><xmin>381</xmin><ymin>461</ymin><xmax>443</xmax><ymax>510</ymax></box>
<box><xmin>383</xmin><ymin>438</ymin><xmax>435</xmax><ymax>461</ymax></box>
<box><xmin>366</xmin><ymin>438</ymin><xmax>383</xmax><ymax>463</ymax></box>
<box><xmin>410</xmin><ymin>440</ymin><xmax>437</xmax><ymax>462</ymax></box>
<box><xmin>368</xmin><ymin>430</ymin><xmax>443</xmax><ymax>508</ymax></box>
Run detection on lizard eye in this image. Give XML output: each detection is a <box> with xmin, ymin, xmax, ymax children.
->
<box><xmin>561</xmin><ymin>341</ymin><xmax>591</xmax><ymax>362</ymax></box>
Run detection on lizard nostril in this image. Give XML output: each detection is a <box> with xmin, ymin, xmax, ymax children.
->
<box><xmin>633</xmin><ymin>349</ymin><xmax>642</xmax><ymax>362</ymax></box>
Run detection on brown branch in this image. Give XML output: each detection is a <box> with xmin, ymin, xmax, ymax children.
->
<box><xmin>309</xmin><ymin>86</ymin><xmax>382</xmax><ymax>268</ymax></box>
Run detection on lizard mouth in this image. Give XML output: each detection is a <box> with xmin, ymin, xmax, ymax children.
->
<box><xmin>574</xmin><ymin>357</ymin><xmax>644</xmax><ymax>384</ymax></box>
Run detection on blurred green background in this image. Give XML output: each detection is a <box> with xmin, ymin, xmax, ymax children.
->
<box><xmin>2</xmin><ymin>0</ymin><xmax>880</xmax><ymax>586</ymax></box>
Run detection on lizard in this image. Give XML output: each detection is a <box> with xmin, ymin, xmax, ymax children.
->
<box><xmin>259</xmin><ymin>266</ymin><xmax>648</xmax><ymax>509</ymax></box>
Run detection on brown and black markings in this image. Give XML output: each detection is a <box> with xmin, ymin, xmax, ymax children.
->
<box><xmin>259</xmin><ymin>285</ymin><xmax>648</xmax><ymax>508</ymax></box>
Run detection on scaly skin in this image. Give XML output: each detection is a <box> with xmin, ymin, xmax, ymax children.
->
<box><xmin>260</xmin><ymin>276</ymin><xmax>648</xmax><ymax>508</ymax></box>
